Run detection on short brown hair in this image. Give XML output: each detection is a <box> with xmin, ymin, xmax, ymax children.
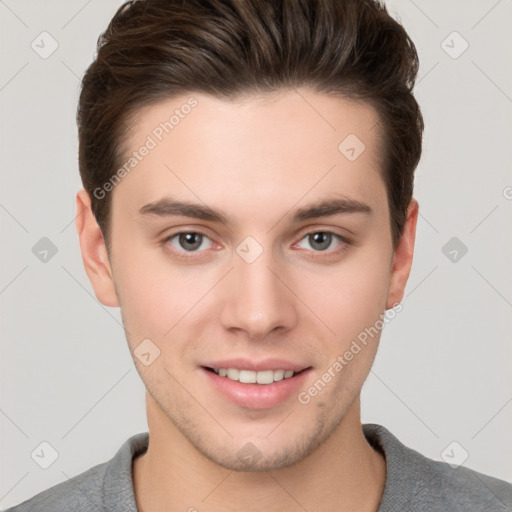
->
<box><xmin>77</xmin><ymin>0</ymin><xmax>423</xmax><ymax>253</ymax></box>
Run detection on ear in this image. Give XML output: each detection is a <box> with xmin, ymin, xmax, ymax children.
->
<box><xmin>75</xmin><ymin>188</ymin><xmax>120</xmax><ymax>307</ymax></box>
<box><xmin>386</xmin><ymin>198</ymin><xmax>419</xmax><ymax>309</ymax></box>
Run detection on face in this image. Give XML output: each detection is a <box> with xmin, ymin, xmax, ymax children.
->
<box><xmin>78</xmin><ymin>88</ymin><xmax>417</xmax><ymax>471</ymax></box>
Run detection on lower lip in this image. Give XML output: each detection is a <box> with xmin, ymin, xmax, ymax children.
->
<box><xmin>201</xmin><ymin>367</ymin><xmax>312</xmax><ymax>410</ymax></box>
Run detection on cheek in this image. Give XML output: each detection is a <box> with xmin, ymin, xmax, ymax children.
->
<box><xmin>296</xmin><ymin>245</ymin><xmax>391</xmax><ymax>342</ymax></box>
<box><xmin>112</xmin><ymin>242</ymin><xmax>222</xmax><ymax>356</ymax></box>
<box><xmin>307</xmin><ymin>257</ymin><xmax>389</xmax><ymax>398</ymax></box>
<box><xmin>111</xmin><ymin>244</ymin><xmax>186</xmax><ymax>338</ymax></box>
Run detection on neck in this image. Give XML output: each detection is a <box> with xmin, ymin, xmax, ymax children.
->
<box><xmin>133</xmin><ymin>393</ymin><xmax>386</xmax><ymax>512</ymax></box>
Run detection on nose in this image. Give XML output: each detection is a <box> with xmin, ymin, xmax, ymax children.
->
<box><xmin>219</xmin><ymin>246</ymin><xmax>298</xmax><ymax>340</ymax></box>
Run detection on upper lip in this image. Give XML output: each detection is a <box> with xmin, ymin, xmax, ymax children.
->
<box><xmin>201</xmin><ymin>358</ymin><xmax>311</xmax><ymax>372</ymax></box>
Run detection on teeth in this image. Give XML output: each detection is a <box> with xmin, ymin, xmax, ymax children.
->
<box><xmin>212</xmin><ymin>368</ymin><xmax>298</xmax><ymax>384</ymax></box>
<box><xmin>239</xmin><ymin>370</ymin><xmax>257</xmax><ymax>383</ymax></box>
<box><xmin>226</xmin><ymin>368</ymin><xmax>239</xmax><ymax>380</ymax></box>
<box><xmin>273</xmin><ymin>369</ymin><xmax>285</xmax><ymax>381</ymax></box>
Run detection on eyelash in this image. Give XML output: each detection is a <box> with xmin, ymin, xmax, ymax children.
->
<box><xmin>161</xmin><ymin>230</ymin><xmax>352</xmax><ymax>260</ymax></box>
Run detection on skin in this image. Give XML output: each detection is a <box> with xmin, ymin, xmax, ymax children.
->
<box><xmin>76</xmin><ymin>87</ymin><xmax>418</xmax><ymax>511</ymax></box>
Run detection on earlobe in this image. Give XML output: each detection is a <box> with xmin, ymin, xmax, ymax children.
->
<box><xmin>75</xmin><ymin>188</ymin><xmax>120</xmax><ymax>307</ymax></box>
<box><xmin>386</xmin><ymin>198</ymin><xmax>419</xmax><ymax>309</ymax></box>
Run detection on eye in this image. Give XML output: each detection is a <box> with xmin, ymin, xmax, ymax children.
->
<box><xmin>165</xmin><ymin>232</ymin><xmax>214</xmax><ymax>253</ymax></box>
<box><xmin>295</xmin><ymin>231</ymin><xmax>349</xmax><ymax>253</ymax></box>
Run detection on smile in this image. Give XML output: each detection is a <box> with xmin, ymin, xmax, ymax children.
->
<box><xmin>201</xmin><ymin>365</ymin><xmax>312</xmax><ymax>409</ymax></box>
<box><xmin>205</xmin><ymin>367</ymin><xmax>298</xmax><ymax>384</ymax></box>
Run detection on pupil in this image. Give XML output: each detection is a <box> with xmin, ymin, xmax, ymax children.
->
<box><xmin>310</xmin><ymin>232</ymin><xmax>331</xmax><ymax>251</ymax></box>
<box><xmin>180</xmin><ymin>233</ymin><xmax>202</xmax><ymax>251</ymax></box>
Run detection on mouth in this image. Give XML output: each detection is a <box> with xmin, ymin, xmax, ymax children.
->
<box><xmin>200</xmin><ymin>363</ymin><xmax>313</xmax><ymax>409</ymax></box>
<box><xmin>202</xmin><ymin>366</ymin><xmax>309</xmax><ymax>385</ymax></box>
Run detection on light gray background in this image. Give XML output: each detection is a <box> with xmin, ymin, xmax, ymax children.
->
<box><xmin>1</xmin><ymin>0</ymin><xmax>511</xmax><ymax>508</ymax></box>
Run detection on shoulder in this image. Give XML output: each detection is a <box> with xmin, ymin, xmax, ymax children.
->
<box><xmin>363</xmin><ymin>423</ymin><xmax>512</xmax><ymax>512</ymax></box>
<box><xmin>5</xmin><ymin>433</ymin><xmax>149</xmax><ymax>512</ymax></box>
<box><xmin>5</xmin><ymin>463</ymin><xmax>108</xmax><ymax>512</ymax></box>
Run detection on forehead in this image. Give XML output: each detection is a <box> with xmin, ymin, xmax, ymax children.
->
<box><xmin>113</xmin><ymin>88</ymin><xmax>386</xmax><ymax>224</ymax></box>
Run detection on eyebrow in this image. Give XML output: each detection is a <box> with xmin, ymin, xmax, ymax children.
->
<box><xmin>138</xmin><ymin>195</ymin><xmax>372</xmax><ymax>224</ymax></box>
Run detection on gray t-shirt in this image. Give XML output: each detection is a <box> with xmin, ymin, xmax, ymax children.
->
<box><xmin>7</xmin><ymin>423</ymin><xmax>512</xmax><ymax>511</ymax></box>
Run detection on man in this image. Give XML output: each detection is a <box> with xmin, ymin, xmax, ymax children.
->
<box><xmin>8</xmin><ymin>0</ymin><xmax>512</xmax><ymax>510</ymax></box>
